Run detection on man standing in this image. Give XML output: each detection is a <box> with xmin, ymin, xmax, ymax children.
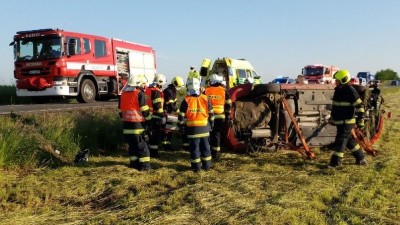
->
<box><xmin>178</xmin><ymin>77</ymin><xmax>214</xmax><ymax>172</ymax></box>
<box><xmin>204</xmin><ymin>74</ymin><xmax>232</xmax><ymax>160</ymax></box>
<box><xmin>145</xmin><ymin>74</ymin><xmax>166</xmax><ymax>157</ymax></box>
<box><xmin>162</xmin><ymin>76</ymin><xmax>185</xmax><ymax>151</ymax></box>
<box><xmin>329</xmin><ymin>70</ymin><xmax>367</xmax><ymax>167</ymax></box>
<box><xmin>119</xmin><ymin>75</ymin><xmax>152</xmax><ymax>171</ymax></box>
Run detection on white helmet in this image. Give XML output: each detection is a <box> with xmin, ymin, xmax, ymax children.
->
<box><xmin>186</xmin><ymin>77</ymin><xmax>201</xmax><ymax>95</ymax></box>
<box><xmin>209</xmin><ymin>73</ymin><xmax>223</xmax><ymax>85</ymax></box>
<box><xmin>128</xmin><ymin>74</ymin><xmax>147</xmax><ymax>87</ymax></box>
<box><xmin>153</xmin><ymin>74</ymin><xmax>166</xmax><ymax>86</ymax></box>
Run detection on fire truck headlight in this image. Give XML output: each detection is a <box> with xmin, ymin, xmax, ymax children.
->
<box><xmin>53</xmin><ymin>78</ymin><xmax>68</xmax><ymax>86</ymax></box>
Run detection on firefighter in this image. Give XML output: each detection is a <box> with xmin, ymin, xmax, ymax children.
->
<box><xmin>178</xmin><ymin>77</ymin><xmax>214</xmax><ymax>172</ymax></box>
<box><xmin>119</xmin><ymin>75</ymin><xmax>152</xmax><ymax>171</ymax></box>
<box><xmin>145</xmin><ymin>74</ymin><xmax>167</xmax><ymax>158</ymax></box>
<box><xmin>162</xmin><ymin>76</ymin><xmax>185</xmax><ymax>151</ymax></box>
<box><xmin>204</xmin><ymin>74</ymin><xmax>232</xmax><ymax>160</ymax></box>
<box><xmin>329</xmin><ymin>70</ymin><xmax>367</xmax><ymax>167</ymax></box>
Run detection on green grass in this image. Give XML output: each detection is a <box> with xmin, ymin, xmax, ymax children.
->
<box><xmin>0</xmin><ymin>87</ymin><xmax>399</xmax><ymax>224</ymax></box>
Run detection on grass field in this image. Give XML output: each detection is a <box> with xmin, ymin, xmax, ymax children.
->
<box><xmin>0</xmin><ymin>87</ymin><xmax>399</xmax><ymax>225</ymax></box>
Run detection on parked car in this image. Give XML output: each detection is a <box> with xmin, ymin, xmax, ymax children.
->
<box><xmin>271</xmin><ymin>77</ymin><xmax>296</xmax><ymax>84</ymax></box>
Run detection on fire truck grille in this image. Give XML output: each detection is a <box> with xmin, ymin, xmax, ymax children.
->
<box><xmin>21</xmin><ymin>67</ymin><xmax>50</xmax><ymax>76</ymax></box>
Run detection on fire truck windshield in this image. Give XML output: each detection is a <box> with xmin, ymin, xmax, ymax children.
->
<box><xmin>15</xmin><ymin>36</ymin><xmax>62</xmax><ymax>61</ymax></box>
<box><xmin>303</xmin><ymin>67</ymin><xmax>324</xmax><ymax>76</ymax></box>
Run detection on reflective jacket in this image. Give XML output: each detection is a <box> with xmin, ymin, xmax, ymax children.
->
<box><xmin>205</xmin><ymin>84</ymin><xmax>232</xmax><ymax>119</ymax></box>
<box><xmin>178</xmin><ymin>94</ymin><xmax>214</xmax><ymax>138</ymax></box>
<box><xmin>119</xmin><ymin>87</ymin><xmax>151</xmax><ymax>134</ymax></box>
<box><xmin>331</xmin><ymin>84</ymin><xmax>364</xmax><ymax>125</ymax></box>
<box><xmin>145</xmin><ymin>85</ymin><xmax>164</xmax><ymax>119</ymax></box>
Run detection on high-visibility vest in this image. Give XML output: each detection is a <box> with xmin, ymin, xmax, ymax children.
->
<box><xmin>145</xmin><ymin>86</ymin><xmax>164</xmax><ymax>114</ymax></box>
<box><xmin>120</xmin><ymin>89</ymin><xmax>145</xmax><ymax>122</ymax></box>
<box><xmin>185</xmin><ymin>94</ymin><xmax>209</xmax><ymax>127</ymax></box>
<box><xmin>205</xmin><ymin>86</ymin><xmax>225</xmax><ymax>114</ymax></box>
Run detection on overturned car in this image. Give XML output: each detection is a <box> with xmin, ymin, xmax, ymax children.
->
<box><xmin>223</xmin><ymin>83</ymin><xmax>384</xmax><ymax>158</ymax></box>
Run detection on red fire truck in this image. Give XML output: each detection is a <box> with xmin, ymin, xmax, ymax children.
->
<box><xmin>11</xmin><ymin>28</ymin><xmax>156</xmax><ymax>103</ymax></box>
<box><xmin>301</xmin><ymin>64</ymin><xmax>339</xmax><ymax>84</ymax></box>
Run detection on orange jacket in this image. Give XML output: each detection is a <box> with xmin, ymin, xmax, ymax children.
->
<box><xmin>185</xmin><ymin>94</ymin><xmax>210</xmax><ymax>127</ymax></box>
<box><xmin>120</xmin><ymin>89</ymin><xmax>146</xmax><ymax>122</ymax></box>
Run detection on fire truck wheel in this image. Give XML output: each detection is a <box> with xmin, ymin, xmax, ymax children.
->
<box><xmin>77</xmin><ymin>79</ymin><xmax>96</xmax><ymax>103</ymax></box>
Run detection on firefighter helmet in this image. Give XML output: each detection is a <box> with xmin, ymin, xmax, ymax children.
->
<box><xmin>153</xmin><ymin>74</ymin><xmax>166</xmax><ymax>86</ymax></box>
<box><xmin>209</xmin><ymin>74</ymin><xmax>223</xmax><ymax>85</ymax></box>
<box><xmin>333</xmin><ymin>70</ymin><xmax>351</xmax><ymax>84</ymax></box>
<box><xmin>128</xmin><ymin>75</ymin><xmax>147</xmax><ymax>86</ymax></box>
<box><xmin>171</xmin><ymin>76</ymin><xmax>185</xmax><ymax>88</ymax></box>
<box><xmin>186</xmin><ymin>77</ymin><xmax>201</xmax><ymax>95</ymax></box>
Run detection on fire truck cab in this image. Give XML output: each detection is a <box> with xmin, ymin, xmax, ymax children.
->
<box><xmin>11</xmin><ymin>28</ymin><xmax>156</xmax><ymax>103</ymax></box>
<box><xmin>302</xmin><ymin>64</ymin><xmax>339</xmax><ymax>84</ymax></box>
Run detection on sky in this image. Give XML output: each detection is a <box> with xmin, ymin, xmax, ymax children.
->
<box><xmin>0</xmin><ymin>0</ymin><xmax>399</xmax><ymax>84</ymax></box>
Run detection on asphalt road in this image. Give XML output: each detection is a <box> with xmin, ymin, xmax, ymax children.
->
<box><xmin>0</xmin><ymin>100</ymin><xmax>118</xmax><ymax>115</ymax></box>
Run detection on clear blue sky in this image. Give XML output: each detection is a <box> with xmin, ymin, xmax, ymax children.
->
<box><xmin>1</xmin><ymin>0</ymin><xmax>399</xmax><ymax>84</ymax></box>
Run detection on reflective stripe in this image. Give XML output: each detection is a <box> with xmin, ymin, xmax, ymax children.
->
<box><xmin>123</xmin><ymin>129</ymin><xmax>144</xmax><ymax>135</ymax></box>
<box><xmin>140</xmin><ymin>105</ymin><xmax>149</xmax><ymax>111</ymax></box>
<box><xmin>356</xmin><ymin>108</ymin><xmax>365</xmax><ymax>113</ymax></box>
<box><xmin>156</xmin><ymin>108</ymin><xmax>164</xmax><ymax>113</ymax></box>
<box><xmin>332</xmin><ymin>151</ymin><xmax>344</xmax><ymax>157</ymax></box>
<box><xmin>354</xmin><ymin>98</ymin><xmax>362</xmax><ymax>105</ymax></box>
<box><xmin>201</xmin><ymin>156</ymin><xmax>212</xmax><ymax>161</ymax></box>
<box><xmin>211</xmin><ymin>146</ymin><xmax>221</xmax><ymax>151</ymax></box>
<box><xmin>214</xmin><ymin>114</ymin><xmax>225</xmax><ymax>119</ymax></box>
<box><xmin>187</xmin><ymin>120</ymin><xmax>208</xmax><ymax>126</ymax></box>
<box><xmin>139</xmin><ymin>157</ymin><xmax>150</xmax><ymax>162</ymax></box>
<box><xmin>144</xmin><ymin>115</ymin><xmax>152</xmax><ymax>121</ymax></box>
<box><xmin>166</xmin><ymin>99</ymin><xmax>177</xmax><ymax>104</ymax></box>
<box><xmin>350</xmin><ymin>144</ymin><xmax>361</xmax><ymax>152</ymax></box>
<box><xmin>153</xmin><ymin>98</ymin><xmax>163</xmax><ymax>104</ymax></box>
<box><xmin>149</xmin><ymin>145</ymin><xmax>158</xmax><ymax>149</ymax></box>
<box><xmin>187</xmin><ymin>132</ymin><xmax>210</xmax><ymax>138</ymax></box>
<box><xmin>130</xmin><ymin>156</ymin><xmax>139</xmax><ymax>161</ymax></box>
<box><xmin>213</xmin><ymin>105</ymin><xmax>224</xmax><ymax>114</ymax></box>
<box><xmin>225</xmin><ymin>99</ymin><xmax>232</xmax><ymax>104</ymax></box>
<box><xmin>190</xmin><ymin>158</ymin><xmax>201</xmax><ymax>163</ymax></box>
<box><xmin>179</xmin><ymin>112</ymin><xmax>186</xmax><ymax>117</ymax></box>
<box><xmin>162</xmin><ymin>141</ymin><xmax>171</xmax><ymax>145</ymax></box>
<box><xmin>332</xmin><ymin>118</ymin><xmax>356</xmax><ymax>125</ymax></box>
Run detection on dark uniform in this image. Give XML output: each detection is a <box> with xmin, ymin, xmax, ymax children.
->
<box><xmin>119</xmin><ymin>86</ymin><xmax>152</xmax><ymax>171</ymax></box>
<box><xmin>178</xmin><ymin>94</ymin><xmax>214</xmax><ymax>172</ymax></box>
<box><xmin>205</xmin><ymin>84</ymin><xmax>232</xmax><ymax>159</ymax></box>
<box><xmin>145</xmin><ymin>84</ymin><xmax>164</xmax><ymax>157</ymax></box>
<box><xmin>330</xmin><ymin>83</ymin><xmax>366</xmax><ymax>167</ymax></box>
<box><xmin>162</xmin><ymin>84</ymin><xmax>179</xmax><ymax>151</ymax></box>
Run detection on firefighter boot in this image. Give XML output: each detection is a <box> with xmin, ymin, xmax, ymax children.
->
<box><xmin>129</xmin><ymin>160</ymin><xmax>140</xmax><ymax>170</ymax></box>
<box><xmin>139</xmin><ymin>162</ymin><xmax>152</xmax><ymax>171</ymax></box>
<box><xmin>352</xmin><ymin>150</ymin><xmax>367</xmax><ymax>165</ymax></box>
<box><xmin>212</xmin><ymin>150</ymin><xmax>220</xmax><ymax>161</ymax></box>
<box><xmin>329</xmin><ymin>155</ymin><xmax>342</xmax><ymax>167</ymax></box>
<box><xmin>201</xmin><ymin>160</ymin><xmax>212</xmax><ymax>171</ymax></box>
<box><xmin>191</xmin><ymin>162</ymin><xmax>201</xmax><ymax>173</ymax></box>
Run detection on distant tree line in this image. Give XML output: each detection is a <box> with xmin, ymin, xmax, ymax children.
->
<box><xmin>375</xmin><ymin>69</ymin><xmax>399</xmax><ymax>81</ymax></box>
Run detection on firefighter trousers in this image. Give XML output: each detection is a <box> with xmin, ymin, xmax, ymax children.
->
<box><xmin>148</xmin><ymin>119</ymin><xmax>162</xmax><ymax>157</ymax></box>
<box><xmin>330</xmin><ymin>124</ymin><xmax>365</xmax><ymax>166</ymax></box>
<box><xmin>189</xmin><ymin>137</ymin><xmax>212</xmax><ymax>172</ymax></box>
<box><xmin>210</xmin><ymin>118</ymin><xmax>224</xmax><ymax>159</ymax></box>
<box><xmin>125</xmin><ymin>134</ymin><xmax>151</xmax><ymax>171</ymax></box>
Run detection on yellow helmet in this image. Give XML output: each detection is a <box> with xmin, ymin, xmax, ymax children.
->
<box><xmin>171</xmin><ymin>76</ymin><xmax>184</xmax><ymax>88</ymax></box>
<box><xmin>333</xmin><ymin>70</ymin><xmax>351</xmax><ymax>84</ymax></box>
